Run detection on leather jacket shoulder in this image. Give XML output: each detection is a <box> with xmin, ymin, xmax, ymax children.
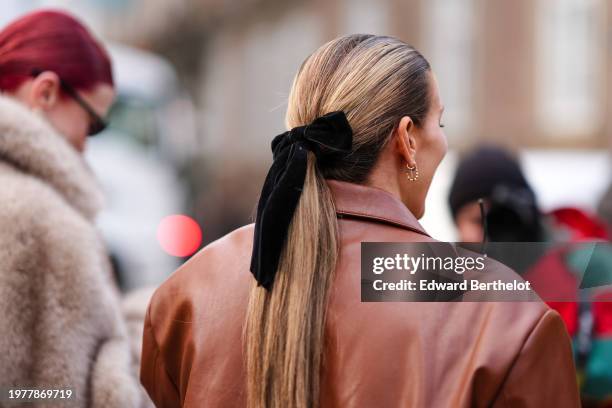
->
<box><xmin>141</xmin><ymin>180</ymin><xmax>580</xmax><ymax>407</ymax></box>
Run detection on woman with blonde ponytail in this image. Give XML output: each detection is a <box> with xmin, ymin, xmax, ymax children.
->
<box><xmin>141</xmin><ymin>34</ymin><xmax>579</xmax><ymax>407</ymax></box>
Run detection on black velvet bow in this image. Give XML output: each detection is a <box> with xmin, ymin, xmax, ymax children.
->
<box><xmin>250</xmin><ymin>111</ymin><xmax>353</xmax><ymax>290</ymax></box>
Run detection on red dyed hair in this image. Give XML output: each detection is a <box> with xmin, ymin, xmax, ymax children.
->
<box><xmin>0</xmin><ymin>10</ymin><xmax>113</xmax><ymax>94</ymax></box>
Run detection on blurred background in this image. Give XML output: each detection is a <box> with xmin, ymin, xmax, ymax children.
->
<box><xmin>3</xmin><ymin>0</ymin><xmax>610</xmax><ymax>290</ymax></box>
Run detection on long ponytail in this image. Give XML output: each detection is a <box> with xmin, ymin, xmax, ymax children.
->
<box><xmin>245</xmin><ymin>154</ymin><xmax>338</xmax><ymax>407</ymax></box>
<box><xmin>245</xmin><ymin>33</ymin><xmax>432</xmax><ymax>407</ymax></box>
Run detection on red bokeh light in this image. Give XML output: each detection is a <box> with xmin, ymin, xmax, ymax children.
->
<box><xmin>156</xmin><ymin>215</ymin><xmax>202</xmax><ymax>257</ymax></box>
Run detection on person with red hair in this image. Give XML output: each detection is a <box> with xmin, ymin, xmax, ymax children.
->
<box><xmin>0</xmin><ymin>10</ymin><xmax>142</xmax><ymax>407</ymax></box>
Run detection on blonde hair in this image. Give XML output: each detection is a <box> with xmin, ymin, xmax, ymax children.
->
<box><xmin>245</xmin><ymin>34</ymin><xmax>431</xmax><ymax>408</ymax></box>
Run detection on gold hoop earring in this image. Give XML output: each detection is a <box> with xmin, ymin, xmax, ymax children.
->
<box><xmin>404</xmin><ymin>163</ymin><xmax>419</xmax><ymax>181</ymax></box>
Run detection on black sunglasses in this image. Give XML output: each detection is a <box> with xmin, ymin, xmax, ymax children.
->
<box><xmin>31</xmin><ymin>68</ymin><xmax>108</xmax><ymax>136</ymax></box>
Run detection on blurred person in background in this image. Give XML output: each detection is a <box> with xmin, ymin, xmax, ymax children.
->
<box><xmin>0</xmin><ymin>10</ymin><xmax>142</xmax><ymax>407</ymax></box>
<box><xmin>449</xmin><ymin>145</ymin><xmax>612</xmax><ymax>406</ymax></box>
<box><xmin>448</xmin><ymin>146</ymin><xmax>544</xmax><ymax>243</ymax></box>
<box><xmin>141</xmin><ymin>34</ymin><xmax>578</xmax><ymax>407</ymax></box>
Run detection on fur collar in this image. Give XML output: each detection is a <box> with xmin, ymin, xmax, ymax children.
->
<box><xmin>0</xmin><ymin>94</ymin><xmax>104</xmax><ymax>220</ymax></box>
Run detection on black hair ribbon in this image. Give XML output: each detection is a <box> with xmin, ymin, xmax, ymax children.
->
<box><xmin>249</xmin><ymin>111</ymin><xmax>353</xmax><ymax>290</ymax></box>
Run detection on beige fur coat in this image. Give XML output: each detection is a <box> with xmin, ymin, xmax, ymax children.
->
<box><xmin>0</xmin><ymin>95</ymin><xmax>141</xmax><ymax>407</ymax></box>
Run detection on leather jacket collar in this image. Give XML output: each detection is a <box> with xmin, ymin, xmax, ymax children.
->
<box><xmin>327</xmin><ymin>179</ymin><xmax>430</xmax><ymax>237</ymax></box>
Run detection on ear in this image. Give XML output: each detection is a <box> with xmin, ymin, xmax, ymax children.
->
<box><xmin>27</xmin><ymin>71</ymin><xmax>61</xmax><ymax>111</ymax></box>
<box><xmin>394</xmin><ymin>115</ymin><xmax>417</xmax><ymax>168</ymax></box>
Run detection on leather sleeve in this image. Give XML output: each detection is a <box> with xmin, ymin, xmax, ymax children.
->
<box><xmin>492</xmin><ymin>309</ymin><xmax>580</xmax><ymax>407</ymax></box>
<box><xmin>140</xmin><ymin>302</ymin><xmax>181</xmax><ymax>408</ymax></box>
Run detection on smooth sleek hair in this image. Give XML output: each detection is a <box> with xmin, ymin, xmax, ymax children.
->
<box><xmin>0</xmin><ymin>10</ymin><xmax>113</xmax><ymax>95</ymax></box>
<box><xmin>245</xmin><ymin>34</ymin><xmax>431</xmax><ymax>408</ymax></box>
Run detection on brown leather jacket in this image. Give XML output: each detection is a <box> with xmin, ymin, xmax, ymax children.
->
<box><xmin>141</xmin><ymin>180</ymin><xmax>580</xmax><ymax>407</ymax></box>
